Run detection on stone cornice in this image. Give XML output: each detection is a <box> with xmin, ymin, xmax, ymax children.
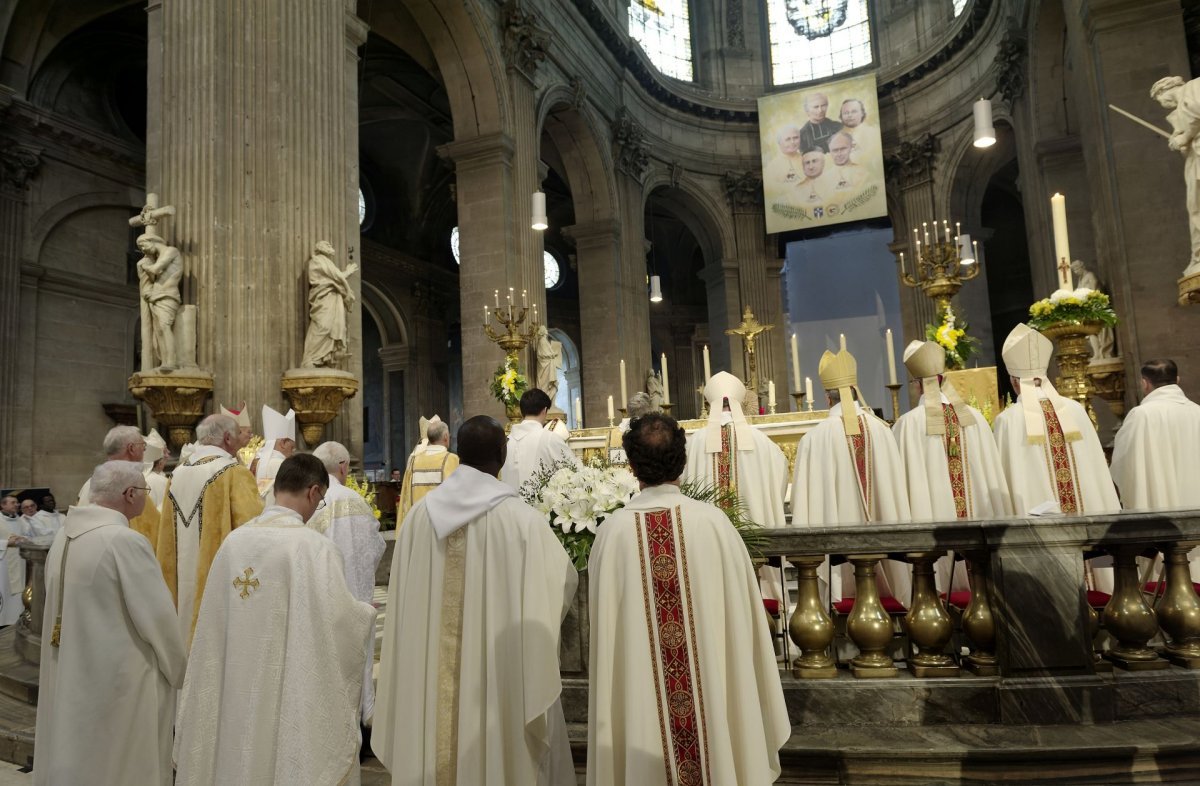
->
<box><xmin>1</xmin><ymin>99</ymin><xmax>143</xmax><ymax>172</ymax></box>
<box><xmin>436</xmin><ymin>132</ymin><xmax>516</xmax><ymax>171</ymax></box>
<box><xmin>21</xmin><ymin>263</ymin><xmax>138</xmax><ymax>308</ymax></box>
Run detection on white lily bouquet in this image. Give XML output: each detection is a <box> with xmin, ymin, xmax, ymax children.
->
<box><xmin>522</xmin><ymin>459</ymin><xmax>639</xmax><ymax>570</ymax></box>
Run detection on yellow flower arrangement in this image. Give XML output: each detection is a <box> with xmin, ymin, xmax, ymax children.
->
<box><xmin>345</xmin><ymin>474</ymin><xmax>383</xmax><ymax>520</ymax></box>
<box><xmin>925</xmin><ymin>305</ymin><xmax>978</xmax><ymax>370</ymax></box>
<box><xmin>1027</xmin><ymin>288</ymin><xmax>1117</xmax><ymax>330</ymax></box>
<box><xmin>490</xmin><ymin>355</ymin><xmax>528</xmax><ymax>407</ymax></box>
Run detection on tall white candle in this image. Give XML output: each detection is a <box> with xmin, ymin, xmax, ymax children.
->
<box><xmin>522</xmin><ymin>289</ymin><xmax>528</xmax><ymax>308</ymax></box>
<box><xmin>660</xmin><ymin>353</ymin><xmax>670</xmax><ymax>404</ymax></box>
<box><xmin>532</xmin><ymin>303</ymin><xmax>538</xmax><ymax>323</ymax></box>
<box><xmin>805</xmin><ymin>376</ymin><xmax>814</xmax><ymax>404</ymax></box>
<box><xmin>790</xmin><ymin>333</ymin><xmax>801</xmax><ymax>392</ymax></box>
<box><xmin>839</xmin><ymin>333</ymin><xmax>847</xmax><ymax>352</ymax></box>
<box><xmin>494</xmin><ymin>289</ymin><xmax>500</xmax><ymax>308</ymax></box>
<box><xmin>508</xmin><ymin>287</ymin><xmax>514</xmax><ymax>306</ymax></box>
<box><xmin>768</xmin><ymin>380</ymin><xmax>776</xmax><ymax>407</ymax></box>
<box><xmin>885</xmin><ymin>328</ymin><xmax>897</xmax><ymax>385</ymax></box>
<box><xmin>574</xmin><ymin>396</ymin><xmax>582</xmax><ymax>426</ymax></box>
<box><xmin>702</xmin><ymin>345</ymin><xmax>711</xmax><ymax>381</ymax></box>
<box><xmin>607</xmin><ymin>395</ymin><xmax>615</xmax><ymax>421</ymax></box>
<box><xmin>619</xmin><ymin>360</ymin><xmax>627</xmax><ymax>409</ymax></box>
<box><xmin>483</xmin><ymin>305</ymin><xmax>489</xmax><ymax>326</ymax></box>
<box><xmin>1050</xmin><ymin>193</ymin><xmax>1073</xmax><ymax>290</ymax></box>
<box><xmin>899</xmin><ymin>251</ymin><xmax>907</xmax><ymax>277</ymax></box>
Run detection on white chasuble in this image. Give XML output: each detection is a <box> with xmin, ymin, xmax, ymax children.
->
<box><xmin>374</xmin><ymin>465</ymin><xmax>578</xmax><ymax>785</ymax></box>
<box><xmin>0</xmin><ymin>514</ymin><xmax>31</xmax><ymax>627</ymax></box>
<box><xmin>35</xmin><ymin>506</ymin><xmax>186</xmax><ymax>786</ymax></box>
<box><xmin>308</xmin><ymin>474</ymin><xmax>387</xmax><ymax>722</ymax></box>
<box><xmin>587</xmin><ymin>486</ymin><xmax>790</xmax><ymax>786</ymax></box>
<box><xmin>791</xmin><ymin>402</ymin><xmax>913</xmax><ymax>606</ymax></box>
<box><xmin>174</xmin><ymin>507</ymin><xmax>376</xmax><ymax>785</ymax></box>
<box><xmin>893</xmin><ymin>399</ymin><xmax>1012</xmax><ymax>592</ymax></box>
<box><xmin>500</xmin><ymin>419</ymin><xmax>580</xmax><ymax>492</ymax></box>
<box><xmin>683</xmin><ymin>418</ymin><xmax>789</xmax><ymax>530</ymax></box>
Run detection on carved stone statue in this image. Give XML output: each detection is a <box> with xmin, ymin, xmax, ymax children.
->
<box><xmin>1151</xmin><ymin>76</ymin><xmax>1200</xmax><ymax>277</ymax></box>
<box><xmin>645</xmin><ymin>368</ymin><xmax>664</xmax><ymax>410</ymax></box>
<box><xmin>299</xmin><ymin>241</ymin><xmax>358</xmax><ymax>369</ymax></box>
<box><xmin>1070</xmin><ymin>259</ymin><xmax>1116</xmax><ymax>361</ymax></box>
<box><xmin>136</xmin><ymin>233</ymin><xmax>183</xmax><ymax>371</ymax></box>
<box><xmin>535</xmin><ymin>325</ymin><xmax>563</xmax><ymax>401</ymax></box>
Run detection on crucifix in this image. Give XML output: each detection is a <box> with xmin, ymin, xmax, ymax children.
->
<box><xmin>130</xmin><ymin>193</ymin><xmax>179</xmax><ymax>372</ymax></box>
<box><xmin>128</xmin><ymin>193</ymin><xmax>176</xmax><ymax>234</ymax></box>
<box><xmin>1057</xmin><ymin>257</ymin><xmax>1072</xmax><ymax>291</ymax></box>
<box><xmin>725</xmin><ymin>306</ymin><xmax>774</xmax><ymax>411</ymax></box>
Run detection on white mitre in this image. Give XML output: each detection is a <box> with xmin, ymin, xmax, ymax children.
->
<box><xmin>143</xmin><ymin>428</ymin><xmax>169</xmax><ymax>470</ymax></box>
<box><xmin>220</xmin><ymin>401</ymin><xmax>252</xmax><ymax>429</ymax></box>
<box><xmin>701</xmin><ymin>371</ymin><xmax>754</xmax><ymax>452</ymax></box>
<box><xmin>410</xmin><ymin>414</ymin><xmax>442</xmax><ymax>457</ymax></box>
<box><xmin>902</xmin><ymin>340</ymin><xmax>975</xmax><ymax>436</ymax></box>
<box><xmin>257</xmin><ymin>405</ymin><xmax>297</xmax><ymax>480</ymax></box>
<box><xmin>1001</xmin><ymin>323</ymin><xmax>1081</xmax><ymax>443</ymax></box>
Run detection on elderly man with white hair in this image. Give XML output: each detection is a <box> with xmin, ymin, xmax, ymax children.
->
<box><xmin>309</xmin><ymin>441</ymin><xmax>387</xmax><ymax>755</ymax></box>
<box><xmin>156</xmin><ymin>413</ymin><xmax>262</xmax><ymax>646</ymax></box>
<box><xmin>76</xmin><ymin>425</ymin><xmax>161</xmax><ymax>546</ymax></box>
<box><xmin>35</xmin><ymin>461</ymin><xmax>186</xmax><ymax>785</ymax></box>
<box><xmin>397</xmin><ymin>418</ymin><xmax>459</xmax><ymax>524</ymax></box>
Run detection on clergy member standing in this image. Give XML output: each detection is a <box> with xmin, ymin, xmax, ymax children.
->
<box><xmin>588</xmin><ymin>413</ymin><xmax>790</xmax><ymax>786</ymax></box>
<box><xmin>893</xmin><ymin>341</ymin><xmax>1012</xmax><ymax>592</ymax></box>
<box><xmin>792</xmin><ymin>348</ymin><xmax>915</xmax><ymax>606</ymax></box>
<box><xmin>375</xmin><ymin>416</ymin><xmax>577</xmax><ymax>785</ymax></box>
<box><xmin>1110</xmin><ymin>359</ymin><xmax>1200</xmax><ymax>580</ymax></box>
<box><xmin>143</xmin><ymin>428</ymin><xmax>170</xmax><ymax>508</ymax></box>
<box><xmin>77</xmin><ymin>425</ymin><xmax>162</xmax><ymax>544</ymax></box>
<box><xmin>256</xmin><ymin>404</ymin><xmax>297</xmax><ymax>505</ymax></box>
<box><xmin>309</xmin><ymin>440</ymin><xmax>387</xmax><ymax>752</ymax></box>
<box><xmin>396</xmin><ymin>417</ymin><xmax>459</xmax><ymax>524</ymax></box>
<box><xmin>157</xmin><ymin>413</ymin><xmax>263</xmax><ymax>645</ymax></box>
<box><xmin>220</xmin><ymin>400</ymin><xmax>254</xmax><ymax>451</ymax></box>
<box><xmin>0</xmin><ymin>496</ymin><xmax>24</xmax><ymax>627</ymax></box>
<box><xmin>35</xmin><ymin>461</ymin><xmax>186</xmax><ymax>786</ymax></box>
<box><xmin>174</xmin><ymin>454</ymin><xmax>376</xmax><ymax>785</ymax></box>
<box><xmin>500</xmin><ymin>388</ymin><xmax>580</xmax><ymax>492</ymax></box>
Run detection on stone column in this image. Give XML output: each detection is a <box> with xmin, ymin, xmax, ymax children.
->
<box><xmin>439</xmin><ymin>133</ymin><xmax>518</xmax><ymax>420</ymax></box>
<box><xmin>145</xmin><ymin>0</ymin><xmax>367</xmax><ymax>447</ymax></box>
<box><xmin>562</xmin><ymin>219</ymin><xmax>623</xmax><ymax>421</ymax></box>
<box><xmin>698</xmin><ymin>260</ymin><xmax>742</xmax><ymax>375</ymax></box>
<box><xmin>886</xmin><ymin>135</ymin><xmax>940</xmax><ymax>344</ymax></box>
<box><xmin>0</xmin><ymin>143</ymin><xmax>41</xmax><ymax>485</ymax></box>
<box><xmin>670</xmin><ymin>322</ymin><xmax>698</xmax><ymax>419</ymax></box>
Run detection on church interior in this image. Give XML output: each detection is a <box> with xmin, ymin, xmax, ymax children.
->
<box><xmin>3</xmin><ymin>0</ymin><xmax>1200</xmax><ymax>783</ymax></box>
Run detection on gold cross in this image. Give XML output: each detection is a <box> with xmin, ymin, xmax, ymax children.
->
<box><xmin>233</xmin><ymin>567</ymin><xmax>260</xmax><ymax>599</ymax></box>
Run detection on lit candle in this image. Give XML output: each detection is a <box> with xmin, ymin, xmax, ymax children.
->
<box><xmin>899</xmin><ymin>251</ymin><xmax>907</xmax><ymax>276</ymax></box>
<box><xmin>885</xmin><ymin>328</ymin><xmax>897</xmax><ymax>385</ymax></box>
<box><xmin>532</xmin><ymin>303</ymin><xmax>538</xmax><ymax>323</ymax></box>
<box><xmin>805</xmin><ymin>376</ymin><xmax>814</xmax><ymax>404</ymax></box>
<box><xmin>768</xmin><ymin>380</ymin><xmax>776</xmax><ymax>408</ymax></box>
<box><xmin>660</xmin><ymin>353</ymin><xmax>670</xmax><ymax>405</ymax></box>
<box><xmin>933</xmin><ymin>221</ymin><xmax>939</xmax><ymax>243</ymax></box>
<box><xmin>522</xmin><ymin>289</ymin><xmax>528</xmax><ymax>308</ymax></box>
<box><xmin>955</xmin><ymin>221</ymin><xmax>961</xmax><ymax>241</ymax></box>
<box><xmin>702</xmin><ymin>345</ymin><xmax>711</xmax><ymax>381</ymax></box>
<box><xmin>494</xmin><ymin>289</ymin><xmax>500</xmax><ymax>308</ymax></box>
<box><xmin>943</xmin><ymin>219</ymin><xmax>950</xmax><ymax>239</ymax></box>
<box><xmin>607</xmin><ymin>395</ymin><xmax>615</xmax><ymax>421</ymax></box>
<box><xmin>1050</xmin><ymin>193</ymin><xmax>1072</xmax><ymax>290</ymax></box>
<box><xmin>483</xmin><ymin>305</ymin><xmax>489</xmax><ymax>326</ymax></box>
<box><xmin>791</xmin><ymin>333</ymin><xmax>801</xmax><ymax>392</ymax></box>
<box><xmin>839</xmin><ymin>333</ymin><xmax>847</xmax><ymax>352</ymax></box>
<box><xmin>619</xmin><ymin>360</ymin><xmax>627</xmax><ymax>409</ymax></box>
<box><xmin>973</xmin><ymin>240</ymin><xmax>979</xmax><ymax>265</ymax></box>
<box><xmin>923</xmin><ymin>221</ymin><xmax>930</xmax><ymax>245</ymax></box>
<box><xmin>508</xmin><ymin>287</ymin><xmax>514</xmax><ymax>306</ymax></box>
<box><xmin>574</xmin><ymin>396</ymin><xmax>582</xmax><ymax>427</ymax></box>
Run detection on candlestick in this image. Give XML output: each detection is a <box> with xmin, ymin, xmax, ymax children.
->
<box><xmin>839</xmin><ymin>333</ymin><xmax>847</xmax><ymax>352</ymax></box>
<box><xmin>660</xmin><ymin>353</ymin><xmax>670</xmax><ymax>405</ymax></box>
<box><xmin>702</xmin><ymin>345</ymin><xmax>711</xmax><ymax>381</ymax></box>
<box><xmin>790</xmin><ymin>333</ymin><xmax>801</xmax><ymax>392</ymax></box>
<box><xmin>508</xmin><ymin>287</ymin><xmax>514</xmax><ymax>306</ymax></box>
<box><xmin>483</xmin><ymin>305</ymin><xmax>489</xmax><ymax>326</ymax></box>
<box><xmin>494</xmin><ymin>289</ymin><xmax>500</xmax><ymax>309</ymax></box>
<box><xmin>532</xmin><ymin>303</ymin><xmax>538</xmax><ymax>324</ymax></box>
<box><xmin>619</xmin><ymin>360</ymin><xmax>627</xmax><ymax>409</ymax></box>
<box><xmin>607</xmin><ymin>395</ymin><xmax>615</xmax><ymax>423</ymax></box>
<box><xmin>574</xmin><ymin>396</ymin><xmax>582</xmax><ymax>427</ymax></box>
<box><xmin>933</xmin><ymin>221</ymin><xmax>939</xmax><ymax>243</ymax></box>
<box><xmin>522</xmin><ymin>289</ymin><xmax>528</xmax><ymax>308</ymax></box>
<box><xmin>885</xmin><ymin>328</ymin><xmax>897</xmax><ymax>385</ymax></box>
<box><xmin>899</xmin><ymin>251</ymin><xmax>907</xmax><ymax>277</ymax></box>
<box><xmin>1050</xmin><ymin>193</ymin><xmax>1072</xmax><ymax>290</ymax></box>
<box><xmin>791</xmin><ymin>391</ymin><xmax>806</xmax><ymax>413</ymax></box>
<box><xmin>923</xmin><ymin>221</ymin><xmax>930</xmax><ymax>245</ymax></box>
<box><xmin>768</xmin><ymin>380</ymin><xmax>776</xmax><ymax>409</ymax></box>
<box><xmin>943</xmin><ymin>219</ymin><xmax>949</xmax><ymax>239</ymax></box>
<box><xmin>973</xmin><ymin>240</ymin><xmax>979</xmax><ymax>266</ymax></box>
<box><xmin>805</xmin><ymin>376</ymin><xmax>814</xmax><ymax>406</ymax></box>
<box><xmin>886</xmin><ymin>382</ymin><xmax>903</xmax><ymax>424</ymax></box>
<box><xmin>955</xmin><ymin>221</ymin><xmax>961</xmax><ymax>240</ymax></box>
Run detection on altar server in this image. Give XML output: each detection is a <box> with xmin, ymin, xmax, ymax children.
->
<box><xmin>500</xmin><ymin>388</ymin><xmax>579</xmax><ymax>492</ymax></box>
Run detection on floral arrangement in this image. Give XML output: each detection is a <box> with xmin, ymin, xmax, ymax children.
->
<box><xmin>965</xmin><ymin>393</ymin><xmax>995</xmax><ymax>426</ymax></box>
<box><xmin>1027</xmin><ymin>287</ymin><xmax>1118</xmax><ymax>330</ymax></box>
<box><xmin>521</xmin><ymin>457</ymin><xmax>765</xmax><ymax>570</ymax></box>
<box><xmin>490</xmin><ymin>355</ymin><xmax>528</xmax><ymax>408</ymax></box>
<box><xmin>345</xmin><ymin>474</ymin><xmax>383</xmax><ymax>521</ymax></box>
<box><xmin>925</xmin><ymin>305</ymin><xmax>978</xmax><ymax>370</ymax></box>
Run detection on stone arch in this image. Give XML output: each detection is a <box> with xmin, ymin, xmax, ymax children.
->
<box><xmin>360</xmin><ymin>280</ymin><xmax>409</xmax><ymax>349</ymax></box>
<box><xmin>941</xmin><ymin>106</ymin><xmax>1018</xmax><ymax>227</ymax></box>
<box><xmin>27</xmin><ymin>189</ymin><xmax>143</xmax><ymax>260</ymax></box>
<box><xmin>639</xmin><ymin>172</ymin><xmax>735</xmax><ymax>264</ymax></box>
<box><xmin>536</xmin><ymin>93</ymin><xmax>618</xmax><ymax>224</ymax></box>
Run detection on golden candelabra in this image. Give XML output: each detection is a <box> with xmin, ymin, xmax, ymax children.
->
<box><xmin>484</xmin><ymin>303</ymin><xmax>539</xmax><ymax>361</ymax></box>
<box><xmin>900</xmin><ymin>222</ymin><xmax>981</xmax><ymax>313</ymax></box>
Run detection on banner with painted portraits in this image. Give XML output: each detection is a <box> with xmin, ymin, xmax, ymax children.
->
<box><xmin>758</xmin><ymin>72</ymin><xmax>886</xmax><ymax>233</ymax></box>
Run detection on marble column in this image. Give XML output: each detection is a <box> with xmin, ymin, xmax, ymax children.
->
<box><xmin>699</xmin><ymin>259</ymin><xmax>742</xmax><ymax>375</ymax></box>
<box><xmin>886</xmin><ymin>135</ymin><xmax>940</xmax><ymax>344</ymax></box>
<box><xmin>145</xmin><ymin>0</ymin><xmax>367</xmax><ymax>449</ymax></box>
<box><xmin>562</xmin><ymin>219</ymin><xmax>624</xmax><ymax>421</ymax></box>
<box><xmin>0</xmin><ymin>144</ymin><xmax>41</xmax><ymax>485</ymax></box>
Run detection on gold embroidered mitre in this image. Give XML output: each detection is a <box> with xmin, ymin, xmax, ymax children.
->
<box><xmin>1001</xmin><ymin>323</ymin><xmax>1080</xmax><ymax>442</ymax></box>
<box><xmin>902</xmin><ymin>340</ymin><xmax>975</xmax><ymax>436</ymax></box>
<box><xmin>819</xmin><ymin>348</ymin><xmax>868</xmax><ymax>436</ymax></box>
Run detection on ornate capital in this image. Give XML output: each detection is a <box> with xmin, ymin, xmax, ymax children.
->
<box><xmin>612</xmin><ymin>108</ymin><xmax>650</xmax><ymax>179</ymax></box>
<box><xmin>569</xmin><ymin>75</ymin><xmax>586</xmax><ymax>109</ymax></box>
<box><xmin>0</xmin><ymin>145</ymin><xmax>42</xmax><ymax>190</ymax></box>
<box><xmin>722</xmin><ymin>171</ymin><xmax>763</xmax><ymax>212</ymax></box>
<box><xmin>995</xmin><ymin>28</ymin><xmax>1028</xmax><ymax>103</ymax></box>
<box><xmin>885</xmin><ymin>134</ymin><xmax>937</xmax><ymax>187</ymax></box>
<box><xmin>502</xmin><ymin>0</ymin><xmax>550</xmax><ymax>79</ymax></box>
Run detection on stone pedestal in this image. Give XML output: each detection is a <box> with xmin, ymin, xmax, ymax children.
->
<box><xmin>15</xmin><ymin>543</ymin><xmax>48</xmax><ymax>667</ymax></box>
<box><xmin>128</xmin><ymin>370</ymin><xmax>214</xmax><ymax>450</ymax></box>
<box><xmin>281</xmin><ymin>369</ymin><xmax>360</xmax><ymax>448</ymax></box>
<box><xmin>1086</xmin><ymin>357</ymin><xmax>1126</xmax><ymax>419</ymax></box>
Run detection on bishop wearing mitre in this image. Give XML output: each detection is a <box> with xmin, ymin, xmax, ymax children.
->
<box><xmin>396</xmin><ymin>415</ymin><xmax>459</xmax><ymax>524</ymax></box>
<box><xmin>588</xmin><ymin>414</ymin><xmax>790</xmax><ymax>785</ymax></box>
<box><xmin>142</xmin><ymin>428</ymin><xmax>170</xmax><ymax>508</ymax></box>
<box><xmin>792</xmin><ymin>348</ymin><xmax>914</xmax><ymax>606</ymax></box>
<box><xmin>893</xmin><ymin>341</ymin><xmax>1012</xmax><ymax>592</ymax></box>
<box><xmin>256</xmin><ymin>404</ymin><xmax>297</xmax><ymax>505</ymax></box>
<box><xmin>157</xmin><ymin>413</ymin><xmax>262</xmax><ymax>645</ymax></box>
<box><xmin>375</xmin><ymin>416</ymin><xmax>577</xmax><ymax>784</ymax></box>
<box><xmin>219</xmin><ymin>400</ymin><xmax>254</xmax><ymax>452</ymax></box>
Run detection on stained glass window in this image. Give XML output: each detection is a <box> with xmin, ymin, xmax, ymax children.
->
<box><xmin>953</xmin><ymin>0</ymin><xmax>969</xmax><ymax>17</ymax></box>
<box><xmin>358</xmin><ymin>189</ymin><xmax>367</xmax><ymax>226</ymax></box>
<box><xmin>450</xmin><ymin>226</ymin><xmax>461</xmax><ymax>265</ymax></box>
<box><xmin>544</xmin><ymin>252</ymin><xmax>560</xmax><ymax>289</ymax></box>
<box><xmin>628</xmin><ymin>0</ymin><xmax>694</xmax><ymax>82</ymax></box>
<box><xmin>767</xmin><ymin>0</ymin><xmax>874</xmax><ymax>86</ymax></box>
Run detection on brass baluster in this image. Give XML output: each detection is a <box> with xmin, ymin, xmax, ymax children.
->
<box><xmin>1156</xmin><ymin>541</ymin><xmax>1200</xmax><ymax>669</ymax></box>
<box><xmin>904</xmin><ymin>552</ymin><xmax>957</xmax><ymax>677</ymax></box>
<box><xmin>846</xmin><ymin>554</ymin><xmax>898</xmax><ymax>678</ymax></box>
<box><xmin>787</xmin><ymin>555</ymin><xmax>836</xmax><ymax>678</ymax></box>
<box><xmin>961</xmin><ymin>554</ymin><xmax>997</xmax><ymax>676</ymax></box>
<box><xmin>1102</xmin><ymin>545</ymin><xmax>1167</xmax><ymax>670</ymax></box>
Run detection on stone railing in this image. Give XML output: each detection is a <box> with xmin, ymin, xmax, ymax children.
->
<box><xmin>762</xmin><ymin>511</ymin><xmax>1200</xmax><ymax>689</ymax></box>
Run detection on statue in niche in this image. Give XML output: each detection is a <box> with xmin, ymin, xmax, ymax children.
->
<box><xmin>1071</xmin><ymin>259</ymin><xmax>1116</xmax><ymax>360</ymax></box>
<box><xmin>645</xmin><ymin>368</ymin><xmax>664</xmax><ymax>410</ymax></box>
<box><xmin>1151</xmin><ymin>76</ymin><xmax>1200</xmax><ymax>277</ymax></box>
<box><xmin>535</xmin><ymin>325</ymin><xmax>563</xmax><ymax>401</ymax></box>
<box><xmin>300</xmin><ymin>241</ymin><xmax>358</xmax><ymax>369</ymax></box>
<box><xmin>136</xmin><ymin>233</ymin><xmax>183</xmax><ymax>371</ymax></box>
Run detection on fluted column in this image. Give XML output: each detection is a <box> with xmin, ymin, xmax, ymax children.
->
<box><xmin>886</xmin><ymin>135</ymin><xmax>939</xmax><ymax>341</ymax></box>
<box><xmin>146</xmin><ymin>0</ymin><xmax>366</xmax><ymax>445</ymax></box>
<box><xmin>562</xmin><ymin>219</ymin><xmax>623</xmax><ymax>421</ymax></box>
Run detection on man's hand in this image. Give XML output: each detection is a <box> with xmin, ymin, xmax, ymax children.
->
<box><xmin>7</xmin><ymin>535</ymin><xmax>26</xmax><ymax>546</ymax></box>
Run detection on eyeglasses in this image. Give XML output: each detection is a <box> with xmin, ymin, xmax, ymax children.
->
<box><xmin>126</xmin><ymin>486</ymin><xmax>150</xmax><ymax>494</ymax></box>
<box><xmin>315</xmin><ymin>498</ymin><xmax>327</xmax><ymax>511</ymax></box>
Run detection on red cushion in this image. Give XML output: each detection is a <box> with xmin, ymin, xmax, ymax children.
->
<box><xmin>1143</xmin><ymin>581</ymin><xmax>1200</xmax><ymax>595</ymax></box>
<box><xmin>1087</xmin><ymin>590</ymin><xmax>1111</xmax><ymax>608</ymax></box>
<box><xmin>763</xmin><ymin>599</ymin><xmax>781</xmax><ymax>616</ymax></box>
<box><xmin>944</xmin><ymin>591</ymin><xmax>972</xmax><ymax>609</ymax></box>
<box><xmin>832</xmin><ymin>596</ymin><xmax>907</xmax><ymax>615</ymax></box>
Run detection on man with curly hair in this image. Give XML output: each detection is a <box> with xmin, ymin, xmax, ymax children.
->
<box><xmin>588</xmin><ymin>413</ymin><xmax>789</xmax><ymax>785</ymax></box>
